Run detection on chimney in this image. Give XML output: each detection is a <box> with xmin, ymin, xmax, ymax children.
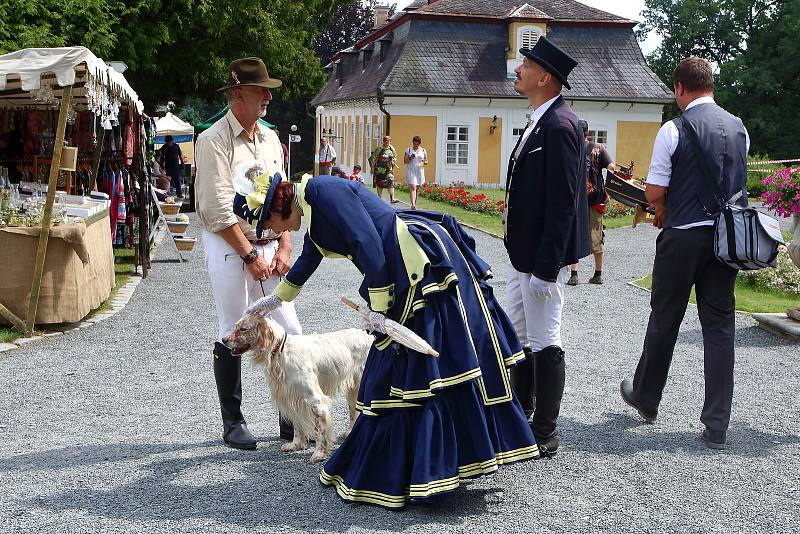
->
<box><xmin>373</xmin><ymin>5</ymin><xmax>390</xmax><ymax>28</ymax></box>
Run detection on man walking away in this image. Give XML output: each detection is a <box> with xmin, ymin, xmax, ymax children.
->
<box><xmin>620</xmin><ymin>57</ymin><xmax>749</xmax><ymax>450</ymax></box>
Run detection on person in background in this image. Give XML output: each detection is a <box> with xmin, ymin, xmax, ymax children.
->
<box><xmin>567</xmin><ymin>120</ymin><xmax>616</xmax><ymax>286</ymax></box>
<box><xmin>369</xmin><ymin>135</ymin><xmax>398</xmax><ymax>203</ymax></box>
<box><xmin>619</xmin><ymin>57</ymin><xmax>749</xmax><ymax>450</ymax></box>
<box><xmin>158</xmin><ymin>135</ymin><xmax>185</xmax><ymax>198</ymax></box>
<box><xmin>349</xmin><ymin>163</ymin><xmax>365</xmax><ymax>184</ymax></box>
<box><xmin>403</xmin><ymin>135</ymin><xmax>428</xmax><ymax>210</ymax></box>
<box><xmin>330</xmin><ymin>165</ymin><xmax>347</xmax><ymax>179</ymax></box>
<box><xmin>318</xmin><ymin>137</ymin><xmax>336</xmax><ymax>175</ymax></box>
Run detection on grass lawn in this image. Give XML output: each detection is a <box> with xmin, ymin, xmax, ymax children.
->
<box><xmin>0</xmin><ymin>246</ymin><xmax>138</xmax><ymax>344</ymax></box>
<box><xmin>632</xmin><ymin>274</ymin><xmax>798</xmax><ymax>314</ymax></box>
<box><xmin>392</xmin><ymin>185</ymin><xmax>635</xmax><ymax>235</ymax></box>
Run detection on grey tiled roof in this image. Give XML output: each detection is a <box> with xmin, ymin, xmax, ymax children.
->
<box><xmin>416</xmin><ymin>0</ymin><xmax>631</xmax><ymax>22</ymax></box>
<box><xmin>312</xmin><ymin>19</ymin><xmax>673</xmax><ymax>105</ymax></box>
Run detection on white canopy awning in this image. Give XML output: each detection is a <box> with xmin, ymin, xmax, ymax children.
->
<box><xmin>155</xmin><ymin>112</ymin><xmax>194</xmax><ymax>135</ymax></box>
<box><xmin>0</xmin><ymin>46</ymin><xmax>143</xmax><ymax>114</ymax></box>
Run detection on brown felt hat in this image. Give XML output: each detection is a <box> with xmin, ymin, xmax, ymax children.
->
<box><xmin>217</xmin><ymin>57</ymin><xmax>282</xmax><ymax>91</ymax></box>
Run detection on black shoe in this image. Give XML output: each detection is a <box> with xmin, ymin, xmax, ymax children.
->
<box><xmin>619</xmin><ymin>378</ymin><xmax>657</xmax><ymax>423</ymax></box>
<box><xmin>700</xmin><ymin>428</ymin><xmax>727</xmax><ymax>450</ymax></box>
<box><xmin>566</xmin><ymin>274</ymin><xmax>579</xmax><ymax>286</ymax></box>
<box><xmin>223</xmin><ymin>421</ymin><xmax>257</xmax><ymax>450</ymax></box>
<box><xmin>588</xmin><ymin>275</ymin><xmax>603</xmax><ymax>285</ymax></box>
<box><xmin>536</xmin><ymin>433</ymin><xmax>560</xmax><ymax>458</ymax></box>
<box><xmin>279</xmin><ymin>414</ymin><xmax>294</xmax><ymax>441</ymax></box>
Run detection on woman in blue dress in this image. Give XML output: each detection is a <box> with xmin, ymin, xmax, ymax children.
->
<box><xmin>237</xmin><ymin>173</ymin><xmax>538</xmax><ymax>509</ymax></box>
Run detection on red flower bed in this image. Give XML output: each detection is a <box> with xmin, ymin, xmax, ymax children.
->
<box><xmin>418</xmin><ymin>182</ymin><xmax>506</xmax><ymax>215</ymax></box>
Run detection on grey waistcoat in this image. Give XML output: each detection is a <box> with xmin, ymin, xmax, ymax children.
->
<box><xmin>665</xmin><ymin>102</ymin><xmax>748</xmax><ymax>228</ymax></box>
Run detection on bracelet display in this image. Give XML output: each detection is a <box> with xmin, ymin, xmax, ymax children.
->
<box><xmin>241</xmin><ymin>247</ymin><xmax>259</xmax><ymax>264</ymax></box>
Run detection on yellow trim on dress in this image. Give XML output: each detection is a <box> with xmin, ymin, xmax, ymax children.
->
<box><xmin>319</xmin><ymin>443</ymin><xmax>539</xmax><ymax>507</ymax></box>
<box><xmin>274</xmin><ymin>279</ymin><xmax>302</xmax><ymax>302</ymax></box>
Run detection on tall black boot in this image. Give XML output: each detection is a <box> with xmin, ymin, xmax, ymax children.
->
<box><xmin>279</xmin><ymin>414</ymin><xmax>294</xmax><ymax>441</ymax></box>
<box><xmin>510</xmin><ymin>347</ymin><xmax>536</xmax><ymax>419</ymax></box>
<box><xmin>531</xmin><ymin>345</ymin><xmax>565</xmax><ymax>457</ymax></box>
<box><xmin>213</xmin><ymin>342</ymin><xmax>257</xmax><ymax>450</ymax></box>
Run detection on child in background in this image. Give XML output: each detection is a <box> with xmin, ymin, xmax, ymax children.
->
<box><xmin>349</xmin><ymin>164</ymin><xmax>365</xmax><ymax>184</ymax></box>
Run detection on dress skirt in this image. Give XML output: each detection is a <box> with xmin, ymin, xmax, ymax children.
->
<box><xmin>320</xmin><ymin>211</ymin><xmax>538</xmax><ymax>509</ymax></box>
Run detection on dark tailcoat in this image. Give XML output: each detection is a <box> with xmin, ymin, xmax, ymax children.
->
<box><xmin>504</xmin><ymin>96</ymin><xmax>589</xmax><ymax>281</ymax></box>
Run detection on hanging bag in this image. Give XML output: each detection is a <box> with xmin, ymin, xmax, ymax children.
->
<box><xmin>679</xmin><ymin>115</ymin><xmax>783</xmax><ymax>270</ymax></box>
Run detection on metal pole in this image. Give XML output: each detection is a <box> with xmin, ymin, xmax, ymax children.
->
<box><xmin>26</xmin><ymin>84</ymin><xmax>73</xmax><ymax>335</ymax></box>
<box><xmin>287</xmin><ymin>138</ymin><xmax>292</xmax><ymax>179</ymax></box>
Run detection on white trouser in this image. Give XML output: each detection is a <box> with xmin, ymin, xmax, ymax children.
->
<box><xmin>506</xmin><ymin>262</ymin><xmax>569</xmax><ymax>352</ymax></box>
<box><xmin>203</xmin><ymin>229</ymin><xmax>302</xmax><ymax>341</ymax></box>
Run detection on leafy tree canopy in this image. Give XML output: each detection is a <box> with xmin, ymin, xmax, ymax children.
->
<box><xmin>638</xmin><ymin>0</ymin><xmax>800</xmax><ymax>157</ymax></box>
<box><xmin>313</xmin><ymin>0</ymin><xmax>395</xmax><ymax>66</ymax></box>
<box><xmin>0</xmin><ymin>0</ymin><xmax>348</xmax><ymax>107</ymax></box>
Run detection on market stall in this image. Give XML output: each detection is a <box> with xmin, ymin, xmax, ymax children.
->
<box><xmin>0</xmin><ymin>46</ymin><xmax>148</xmax><ymax>333</ymax></box>
<box><xmin>155</xmin><ymin>111</ymin><xmax>194</xmax><ymax>164</ymax></box>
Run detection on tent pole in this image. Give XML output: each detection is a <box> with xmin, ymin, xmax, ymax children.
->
<box><xmin>25</xmin><ymin>84</ymin><xmax>73</xmax><ymax>336</ymax></box>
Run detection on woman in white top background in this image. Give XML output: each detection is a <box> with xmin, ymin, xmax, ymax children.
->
<box><xmin>403</xmin><ymin>135</ymin><xmax>428</xmax><ymax>209</ymax></box>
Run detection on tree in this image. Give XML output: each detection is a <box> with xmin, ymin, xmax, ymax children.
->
<box><xmin>313</xmin><ymin>0</ymin><xmax>396</xmax><ymax>66</ymax></box>
<box><xmin>638</xmin><ymin>0</ymin><xmax>799</xmax><ymax>157</ymax></box>
<box><xmin>0</xmin><ymin>0</ymin><xmax>343</xmax><ymax>107</ymax></box>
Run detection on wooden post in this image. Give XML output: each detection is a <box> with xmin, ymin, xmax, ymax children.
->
<box><xmin>24</xmin><ymin>84</ymin><xmax>73</xmax><ymax>335</ymax></box>
<box><xmin>0</xmin><ymin>302</ymin><xmax>26</xmax><ymax>333</ymax></box>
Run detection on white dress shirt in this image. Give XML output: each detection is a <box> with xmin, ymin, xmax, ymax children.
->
<box><xmin>318</xmin><ymin>144</ymin><xmax>337</xmax><ymax>164</ymax></box>
<box><xmin>514</xmin><ymin>94</ymin><xmax>560</xmax><ymax>160</ymax></box>
<box><xmin>646</xmin><ymin>96</ymin><xmax>750</xmax><ymax>229</ymax></box>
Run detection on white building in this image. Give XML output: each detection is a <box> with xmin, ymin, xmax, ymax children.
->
<box><xmin>312</xmin><ymin>0</ymin><xmax>673</xmax><ymax>186</ymax></box>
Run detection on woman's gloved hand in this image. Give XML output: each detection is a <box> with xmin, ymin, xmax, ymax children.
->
<box><xmin>362</xmin><ymin>310</ymin><xmax>388</xmax><ymax>334</ymax></box>
<box><xmin>246</xmin><ymin>294</ymin><xmax>282</xmax><ymax>316</ymax></box>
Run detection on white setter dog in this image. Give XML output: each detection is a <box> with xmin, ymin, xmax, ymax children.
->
<box><xmin>223</xmin><ymin>313</ymin><xmax>372</xmax><ymax>463</ymax></box>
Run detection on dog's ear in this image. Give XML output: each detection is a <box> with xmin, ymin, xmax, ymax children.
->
<box><xmin>254</xmin><ymin>314</ymin><xmax>275</xmax><ymax>352</ymax></box>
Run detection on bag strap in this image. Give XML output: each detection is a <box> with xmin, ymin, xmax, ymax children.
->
<box><xmin>678</xmin><ymin>115</ymin><xmax>727</xmax><ymax>215</ymax></box>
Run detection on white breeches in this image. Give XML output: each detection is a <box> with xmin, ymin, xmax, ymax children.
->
<box><xmin>506</xmin><ymin>262</ymin><xmax>569</xmax><ymax>352</ymax></box>
<box><xmin>203</xmin><ymin>229</ymin><xmax>302</xmax><ymax>341</ymax></box>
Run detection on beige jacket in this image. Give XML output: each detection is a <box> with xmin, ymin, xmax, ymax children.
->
<box><xmin>195</xmin><ymin>110</ymin><xmax>283</xmax><ymax>240</ymax></box>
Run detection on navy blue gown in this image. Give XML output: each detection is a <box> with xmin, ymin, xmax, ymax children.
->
<box><xmin>273</xmin><ymin>176</ymin><xmax>537</xmax><ymax>509</ymax></box>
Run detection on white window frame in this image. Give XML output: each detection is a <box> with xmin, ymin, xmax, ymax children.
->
<box><xmin>588</xmin><ymin>129</ymin><xmax>608</xmax><ymax>145</ymax></box>
<box><xmin>445</xmin><ymin>125</ymin><xmax>470</xmax><ymax>166</ymax></box>
<box><xmin>516</xmin><ymin>26</ymin><xmax>542</xmax><ymax>58</ymax></box>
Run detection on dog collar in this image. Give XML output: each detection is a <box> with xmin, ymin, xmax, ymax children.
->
<box><xmin>272</xmin><ymin>331</ymin><xmax>288</xmax><ymax>357</ymax></box>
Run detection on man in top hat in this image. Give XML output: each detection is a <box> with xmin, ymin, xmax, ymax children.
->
<box><xmin>504</xmin><ymin>37</ymin><xmax>589</xmax><ymax>457</ymax></box>
<box><xmin>195</xmin><ymin>57</ymin><xmax>302</xmax><ymax>449</ymax></box>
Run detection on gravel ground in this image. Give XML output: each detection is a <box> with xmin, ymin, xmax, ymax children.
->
<box><xmin>1</xmin><ymin>206</ymin><xmax>798</xmax><ymax>533</ymax></box>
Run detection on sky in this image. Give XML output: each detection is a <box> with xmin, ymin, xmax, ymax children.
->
<box><xmin>390</xmin><ymin>0</ymin><xmax>661</xmax><ymax>55</ymax></box>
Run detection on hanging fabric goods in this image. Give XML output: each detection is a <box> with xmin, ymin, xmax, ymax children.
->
<box><xmin>341</xmin><ymin>297</ymin><xmax>439</xmax><ymax>357</ymax></box>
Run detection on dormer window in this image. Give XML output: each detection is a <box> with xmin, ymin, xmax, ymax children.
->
<box><xmin>517</xmin><ymin>26</ymin><xmax>542</xmax><ymax>56</ymax></box>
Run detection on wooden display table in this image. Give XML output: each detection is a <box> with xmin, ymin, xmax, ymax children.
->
<box><xmin>0</xmin><ymin>210</ymin><xmax>115</xmax><ymax>325</ymax></box>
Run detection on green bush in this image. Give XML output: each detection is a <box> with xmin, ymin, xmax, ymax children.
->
<box><xmin>746</xmin><ymin>153</ymin><xmax>783</xmax><ymax>199</ymax></box>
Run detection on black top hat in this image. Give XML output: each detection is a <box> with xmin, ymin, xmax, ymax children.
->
<box><xmin>217</xmin><ymin>57</ymin><xmax>282</xmax><ymax>92</ymax></box>
<box><xmin>520</xmin><ymin>37</ymin><xmax>577</xmax><ymax>90</ymax></box>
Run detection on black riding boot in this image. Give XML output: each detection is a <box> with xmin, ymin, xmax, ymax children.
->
<box><xmin>509</xmin><ymin>347</ymin><xmax>536</xmax><ymax>419</ymax></box>
<box><xmin>213</xmin><ymin>342</ymin><xmax>257</xmax><ymax>450</ymax></box>
<box><xmin>531</xmin><ymin>345</ymin><xmax>565</xmax><ymax>457</ymax></box>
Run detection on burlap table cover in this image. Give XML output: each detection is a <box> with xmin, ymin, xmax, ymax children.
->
<box><xmin>0</xmin><ymin>211</ymin><xmax>115</xmax><ymax>324</ymax></box>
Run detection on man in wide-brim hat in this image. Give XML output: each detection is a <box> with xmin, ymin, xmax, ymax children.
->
<box><xmin>503</xmin><ymin>37</ymin><xmax>589</xmax><ymax>457</ymax></box>
<box><xmin>195</xmin><ymin>57</ymin><xmax>301</xmax><ymax>450</ymax></box>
